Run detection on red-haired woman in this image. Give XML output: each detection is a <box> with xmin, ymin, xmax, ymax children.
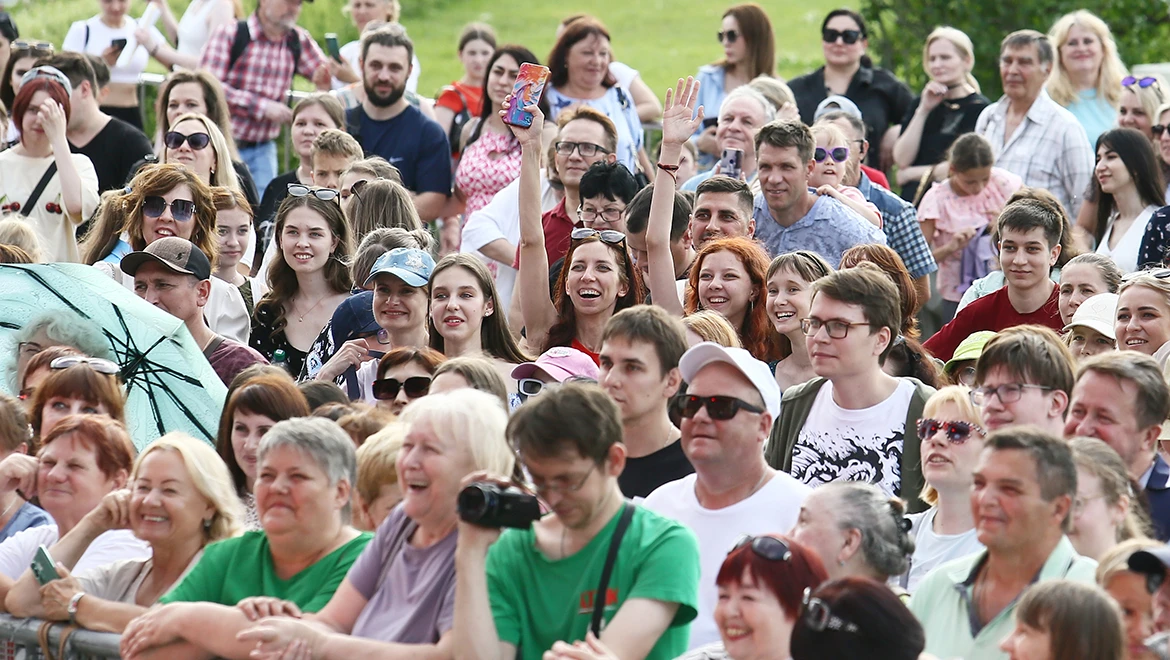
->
<box><xmin>685</xmin><ymin>238</ymin><xmax>782</xmax><ymax>364</ymax></box>
<box><xmin>0</xmin><ymin>69</ymin><xmax>99</xmax><ymax>262</ymax></box>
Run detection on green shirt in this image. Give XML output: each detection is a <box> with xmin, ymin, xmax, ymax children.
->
<box><xmin>159</xmin><ymin>530</ymin><xmax>372</xmax><ymax>612</ymax></box>
<box><xmin>486</xmin><ymin>505</ymin><xmax>700</xmax><ymax>660</ymax></box>
<box><xmin>909</xmin><ymin>535</ymin><xmax>1097</xmax><ymax>660</ymax></box>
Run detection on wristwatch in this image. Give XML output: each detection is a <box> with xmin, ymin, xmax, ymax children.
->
<box><xmin>67</xmin><ymin>592</ymin><xmax>85</xmax><ymax>626</ymax></box>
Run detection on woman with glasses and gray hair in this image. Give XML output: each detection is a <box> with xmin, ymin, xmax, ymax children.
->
<box><xmin>119</xmin><ymin>416</ymin><xmax>372</xmax><ymax>660</ymax></box>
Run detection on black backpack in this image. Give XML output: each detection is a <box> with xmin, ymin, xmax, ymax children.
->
<box><xmin>439</xmin><ymin>84</ymin><xmax>471</xmax><ymax>156</ymax></box>
<box><xmin>227</xmin><ymin>19</ymin><xmax>302</xmax><ymax>74</ymax></box>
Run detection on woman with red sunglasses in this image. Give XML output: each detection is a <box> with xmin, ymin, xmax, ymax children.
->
<box><xmin>899</xmin><ymin>385</ymin><xmax>986</xmax><ymax>592</ymax></box>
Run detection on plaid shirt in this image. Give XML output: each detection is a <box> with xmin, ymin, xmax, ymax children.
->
<box><xmin>201</xmin><ymin>15</ymin><xmax>328</xmax><ymax>143</ymax></box>
<box><xmin>859</xmin><ymin>173</ymin><xmax>938</xmax><ymax>280</ymax></box>
<box><xmin>975</xmin><ymin>89</ymin><xmax>1094</xmax><ymax>217</ymax></box>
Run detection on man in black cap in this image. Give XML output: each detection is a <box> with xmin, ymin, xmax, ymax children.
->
<box><xmin>122</xmin><ymin>237</ymin><xmax>267</xmax><ymax>386</ymax></box>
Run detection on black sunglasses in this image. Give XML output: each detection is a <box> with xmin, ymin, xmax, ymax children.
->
<box><xmin>288</xmin><ymin>183</ymin><xmax>340</xmax><ymax>203</ymax></box>
<box><xmin>731</xmin><ymin>535</ymin><xmax>792</xmax><ymax>561</ymax></box>
<box><xmin>802</xmin><ymin>587</ymin><xmax>860</xmax><ymax>634</ymax></box>
<box><xmin>822</xmin><ymin>28</ymin><xmax>862</xmax><ymax>44</ymax></box>
<box><xmin>916</xmin><ymin>418</ymin><xmax>983</xmax><ymax>444</ymax></box>
<box><xmin>372</xmin><ymin>376</ymin><xmax>431</xmax><ymax>400</ymax></box>
<box><xmin>1154</xmin><ymin>124</ymin><xmax>1167</xmax><ymax>138</ymax></box>
<box><xmin>570</xmin><ymin>227</ymin><xmax>626</xmax><ymax>247</ymax></box>
<box><xmin>164</xmin><ymin>131</ymin><xmax>211</xmax><ymax>151</ymax></box>
<box><xmin>717</xmin><ymin>30</ymin><xmax>739</xmax><ymax>44</ymax></box>
<box><xmin>142</xmin><ymin>196</ymin><xmax>196</xmax><ymax>222</ymax></box>
<box><xmin>671</xmin><ymin>394</ymin><xmax>764</xmax><ymax>421</ymax></box>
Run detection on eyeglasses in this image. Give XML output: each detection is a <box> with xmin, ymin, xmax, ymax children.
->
<box><xmin>1123</xmin><ymin>76</ymin><xmax>1159</xmax><ymax>89</ymax></box>
<box><xmin>1073</xmin><ymin>493</ymin><xmax>1107</xmax><ymax>514</ymax></box>
<box><xmin>49</xmin><ymin>356</ymin><xmax>120</xmax><ymax>376</ymax></box>
<box><xmin>576</xmin><ymin>206</ymin><xmax>625</xmax><ymax>224</ymax></box>
<box><xmin>730</xmin><ymin>535</ymin><xmax>792</xmax><ymax>561</ymax></box>
<box><xmin>142</xmin><ymin>196</ymin><xmax>196</xmax><ymax>222</ymax></box>
<box><xmin>954</xmin><ymin>365</ymin><xmax>977</xmax><ymax>386</ymax></box>
<box><xmin>570</xmin><ymin>227</ymin><xmax>626</xmax><ymax>247</ymax></box>
<box><xmin>916</xmin><ymin>418</ymin><xmax>984</xmax><ymax>444</ymax></box>
<box><xmin>532</xmin><ymin>465</ymin><xmax>594</xmax><ymax>496</ymax></box>
<box><xmin>554</xmin><ymin>141</ymin><xmax>611</xmax><ymax>158</ymax></box>
<box><xmin>969</xmin><ymin>383</ymin><xmax>1052</xmax><ymax>406</ymax></box>
<box><xmin>801</xmin><ymin>588</ymin><xmax>860</xmax><ymax>634</ymax></box>
<box><xmin>17</xmin><ymin>341</ymin><xmax>44</xmax><ymax>360</ymax></box>
<box><xmin>164</xmin><ymin>131</ymin><xmax>211</xmax><ymax>151</ymax></box>
<box><xmin>287</xmin><ymin>183</ymin><xmax>341</xmax><ymax>203</ymax></box>
<box><xmin>372</xmin><ymin>375</ymin><xmax>431</xmax><ymax>400</ymax></box>
<box><xmin>12</xmin><ymin>41</ymin><xmax>53</xmax><ymax>54</ymax></box>
<box><xmin>800</xmin><ymin>317</ymin><xmax>870</xmax><ymax>339</ymax></box>
<box><xmin>717</xmin><ymin>30</ymin><xmax>739</xmax><ymax>44</ymax></box>
<box><xmin>671</xmin><ymin>394</ymin><xmax>764</xmax><ymax>421</ymax></box>
<box><xmin>814</xmin><ymin>146</ymin><xmax>850</xmax><ymax>163</ymax></box>
<box><xmin>822</xmin><ymin>28</ymin><xmax>862</xmax><ymax>45</ymax></box>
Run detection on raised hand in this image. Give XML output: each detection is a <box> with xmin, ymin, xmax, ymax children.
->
<box><xmin>660</xmin><ymin>77</ymin><xmax>704</xmax><ymax>148</ymax></box>
<box><xmin>84</xmin><ymin>489</ymin><xmax>132</xmax><ymax>532</ymax></box>
<box><xmin>0</xmin><ymin>453</ymin><xmax>38</xmax><ymax>498</ymax></box>
<box><xmin>920</xmin><ymin>80</ymin><xmax>949</xmax><ymax>113</ymax></box>
<box><xmin>38</xmin><ymin>99</ymin><xmax>69</xmax><ymax>149</ymax></box>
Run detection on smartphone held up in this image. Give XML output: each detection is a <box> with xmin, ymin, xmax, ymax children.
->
<box><xmin>503</xmin><ymin>63</ymin><xmax>550</xmax><ymax>128</ymax></box>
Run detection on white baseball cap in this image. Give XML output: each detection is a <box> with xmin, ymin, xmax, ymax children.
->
<box><xmin>1063</xmin><ymin>292</ymin><xmax>1119</xmax><ymax>340</ymax></box>
<box><xmin>679</xmin><ymin>342</ymin><xmax>781</xmax><ymax>418</ymax></box>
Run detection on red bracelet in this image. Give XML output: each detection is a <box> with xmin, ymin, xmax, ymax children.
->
<box><xmin>656</xmin><ymin>162</ymin><xmax>680</xmax><ymax>182</ymax></box>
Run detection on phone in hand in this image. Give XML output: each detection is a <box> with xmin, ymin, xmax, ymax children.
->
<box><xmin>110</xmin><ymin>38</ymin><xmax>128</xmax><ymax>52</ymax></box>
<box><xmin>324</xmin><ymin>33</ymin><xmax>342</xmax><ymax>63</ymax></box>
<box><xmin>31</xmin><ymin>545</ymin><xmax>59</xmax><ymax>586</ymax></box>
<box><xmin>720</xmin><ymin>148</ymin><xmax>744</xmax><ymax>180</ymax></box>
<box><xmin>503</xmin><ymin>63</ymin><xmax>551</xmax><ymax>128</ymax></box>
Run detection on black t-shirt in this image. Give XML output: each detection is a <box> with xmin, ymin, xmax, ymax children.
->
<box><xmin>255</xmin><ymin>169</ymin><xmax>299</xmax><ymax>261</ymax></box>
<box><xmin>70</xmin><ymin>116</ymin><xmax>154</xmax><ymax>193</ymax></box>
<box><xmin>788</xmin><ymin>65</ymin><xmax>915</xmax><ymax>169</ymax></box>
<box><xmin>234</xmin><ymin>159</ymin><xmax>260</xmax><ymax>209</ymax></box>
<box><xmin>899</xmin><ymin>93</ymin><xmax>990</xmax><ymax>201</ymax></box>
<box><xmin>618</xmin><ymin>438</ymin><xmax>694</xmax><ymax>499</ymax></box>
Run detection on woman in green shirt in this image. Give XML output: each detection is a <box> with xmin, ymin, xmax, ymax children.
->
<box><xmin>119</xmin><ymin>417</ymin><xmax>372</xmax><ymax>660</ymax></box>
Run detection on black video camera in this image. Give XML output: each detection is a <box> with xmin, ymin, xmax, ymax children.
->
<box><xmin>457</xmin><ymin>482</ymin><xmax>541</xmax><ymax>529</ymax></box>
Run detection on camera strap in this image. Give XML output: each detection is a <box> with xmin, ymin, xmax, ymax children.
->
<box><xmin>591</xmin><ymin>500</ymin><xmax>635</xmax><ymax>637</ymax></box>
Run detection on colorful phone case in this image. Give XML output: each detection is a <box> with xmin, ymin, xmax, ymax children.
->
<box><xmin>504</xmin><ymin>63</ymin><xmax>551</xmax><ymax>128</ymax></box>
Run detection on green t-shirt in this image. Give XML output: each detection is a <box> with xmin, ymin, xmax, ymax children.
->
<box><xmin>159</xmin><ymin>530</ymin><xmax>372</xmax><ymax>612</ymax></box>
<box><xmin>486</xmin><ymin>505</ymin><xmax>700</xmax><ymax>660</ymax></box>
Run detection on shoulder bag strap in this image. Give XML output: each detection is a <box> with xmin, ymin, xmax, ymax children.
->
<box><xmin>591</xmin><ymin>501</ymin><xmax>636</xmax><ymax>637</ymax></box>
<box><xmin>20</xmin><ymin>162</ymin><xmax>58</xmax><ymax>217</ymax></box>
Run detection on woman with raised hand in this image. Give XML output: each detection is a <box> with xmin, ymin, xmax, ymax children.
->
<box><xmin>119</xmin><ymin>417</ymin><xmax>372</xmax><ymax>660</ymax></box>
<box><xmin>137</xmin><ymin>0</ymin><xmax>241</xmax><ymax>72</ymax></box>
<box><xmin>512</xmin><ymin>96</ymin><xmax>643</xmax><ymax>363</ymax></box>
<box><xmin>1047</xmin><ymin>11</ymin><xmax>1127</xmax><ymax>145</ymax></box>
<box><xmin>893</xmin><ymin>27</ymin><xmax>988</xmax><ymax>202</ymax></box>
<box><xmin>5</xmin><ymin>432</ymin><xmax>243</xmax><ymax>631</ymax></box>
<box><xmin>1092</xmin><ymin>128</ymin><xmax>1168</xmax><ymax>274</ymax></box>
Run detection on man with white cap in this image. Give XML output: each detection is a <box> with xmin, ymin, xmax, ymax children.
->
<box><xmin>643</xmin><ymin>341</ymin><xmax>811</xmax><ymax>649</ymax></box>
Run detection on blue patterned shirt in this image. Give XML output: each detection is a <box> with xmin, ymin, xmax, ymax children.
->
<box><xmin>858</xmin><ymin>174</ymin><xmax>937</xmax><ymax>279</ymax></box>
<box><xmin>752</xmin><ymin>191</ymin><xmax>887</xmax><ymax>265</ymax></box>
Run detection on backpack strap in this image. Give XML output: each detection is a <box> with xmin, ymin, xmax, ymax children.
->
<box><xmin>83</xmin><ymin>23</ymin><xmax>90</xmax><ymax>50</ymax></box>
<box><xmin>591</xmin><ymin>501</ymin><xmax>636</xmax><ymax>637</ymax></box>
<box><xmin>227</xmin><ymin>19</ymin><xmax>251</xmax><ymax>73</ymax></box>
<box><xmin>285</xmin><ymin>29</ymin><xmax>302</xmax><ymax>72</ymax></box>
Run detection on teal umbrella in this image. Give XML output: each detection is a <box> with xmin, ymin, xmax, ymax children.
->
<box><xmin>0</xmin><ymin>263</ymin><xmax>226</xmax><ymax>448</ymax></box>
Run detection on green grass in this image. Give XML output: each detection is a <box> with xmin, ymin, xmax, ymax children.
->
<box><xmin>11</xmin><ymin>0</ymin><xmax>848</xmax><ymax>98</ymax></box>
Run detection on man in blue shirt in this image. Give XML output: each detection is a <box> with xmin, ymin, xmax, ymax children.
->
<box><xmin>345</xmin><ymin>24</ymin><xmax>450</xmax><ymax>222</ymax></box>
<box><xmin>750</xmin><ymin>120</ymin><xmax>886</xmax><ymax>265</ymax></box>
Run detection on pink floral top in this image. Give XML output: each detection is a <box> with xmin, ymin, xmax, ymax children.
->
<box><xmin>456</xmin><ymin>129</ymin><xmax>522</xmax><ymax>220</ymax></box>
<box><xmin>919</xmin><ymin>167</ymin><xmax>1023</xmax><ymax>301</ymax></box>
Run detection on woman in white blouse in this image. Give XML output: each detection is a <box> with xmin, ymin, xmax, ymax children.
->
<box><xmin>137</xmin><ymin>0</ymin><xmax>241</xmax><ymax>72</ymax></box>
<box><xmin>1093</xmin><ymin>127</ymin><xmax>1169</xmax><ymax>274</ymax></box>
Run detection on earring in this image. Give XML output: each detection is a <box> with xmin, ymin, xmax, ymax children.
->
<box><xmin>203</xmin><ymin>518</ymin><xmax>212</xmax><ymax>532</ymax></box>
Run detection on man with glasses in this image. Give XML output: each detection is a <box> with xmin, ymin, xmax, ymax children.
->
<box><xmin>975</xmin><ymin>29</ymin><xmax>1093</xmax><ymax>216</ymax></box>
<box><xmin>122</xmin><ymin>237</ymin><xmax>267</xmax><ymax>386</ymax></box>
<box><xmin>968</xmin><ymin>325</ymin><xmax>1073</xmax><ymax>436</ymax></box>
<box><xmin>1063</xmin><ymin>351</ymin><xmax>1170</xmax><ymax>539</ymax></box>
<box><xmin>644</xmin><ymin>342</ymin><xmax>809</xmax><ymax>648</ymax></box>
<box><xmin>910</xmin><ymin>426</ymin><xmax>1096</xmax><ymax>660</ymax></box>
<box><xmin>766</xmin><ymin>266</ymin><xmax>935</xmax><ymax>511</ymax></box>
<box><xmin>452</xmin><ymin>384</ymin><xmax>701</xmax><ymax>660</ymax></box>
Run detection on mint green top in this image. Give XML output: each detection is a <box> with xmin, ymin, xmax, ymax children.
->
<box><xmin>159</xmin><ymin>530</ymin><xmax>372</xmax><ymax>612</ymax></box>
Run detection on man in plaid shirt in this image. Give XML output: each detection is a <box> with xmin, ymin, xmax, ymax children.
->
<box><xmin>201</xmin><ymin>0</ymin><xmax>332</xmax><ymax>194</ymax></box>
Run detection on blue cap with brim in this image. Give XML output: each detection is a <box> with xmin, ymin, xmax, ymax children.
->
<box><xmin>363</xmin><ymin>248</ymin><xmax>436</xmax><ymax>288</ymax></box>
<box><xmin>330</xmin><ymin>291</ymin><xmax>380</xmax><ymax>343</ymax></box>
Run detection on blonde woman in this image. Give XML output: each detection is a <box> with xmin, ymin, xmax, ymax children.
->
<box><xmin>0</xmin><ymin>217</ymin><xmax>42</xmax><ymax>262</ymax></box>
<box><xmin>1096</xmin><ymin>538</ymin><xmax>1164</xmax><ymax>660</ymax></box>
<box><xmin>892</xmin><ymin>26</ymin><xmax>988</xmax><ymax>201</ymax></box>
<box><xmin>1068</xmin><ymin>437</ymin><xmax>1151</xmax><ymax>560</ymax></box>
<box><xmin>682</xmin><ymin>309</ymin><xmax>742</xmax><ymax>348</ymax></box>
<box><xmin>6</xmin><ymin>432</ymin><xmax>243</xmax><ymax>632</ymax></box>
<box><xmin>164</xmin><ymin>112</ymin><xmax>243</xmax><ymax>198</ymax></box>
<box><xmin>1047</xmin><ymin>10</ymin><xmax>1128</xmax><ymax>144</ymax></box>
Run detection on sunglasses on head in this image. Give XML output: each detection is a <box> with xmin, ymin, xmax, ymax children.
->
<box><xmin>1122</xmin><ymin>268</ymin><xmax>1170</xmax><ymax>283</ymax></box>
<box><xmin>372</xmin><ymin>375</ymin><xmax>431</xmax><ymax>400</ymax></box>
<box><xmin>164</xmin><ymin>131</ymin><xmax>211</xmax><ymax>151</ymax></box>
<box><xmin>717</xmin><ymin>29</ymin><xmax>739</xmax><ymax>44</ymax></box>
<box><xmin>288</xmin><ymin>183</ymin><xmax>340</xmax><ymax>203</ymax></box>
<box><xmin>12</xmin><ymin>40</ymin><xmax>53</xmax><ymax>54</ymax></box>
<box><xmin>916</xmin><ymin>418</ymin><xmax>983</xmax><ymax>443</ymax></box>
<box><xmin>671</xmin><ymin>394</ymin><xmax>764</xmax><ymax>421</ymax></box>
<box><xmin>49</xmin><ymin>355</ymin><xmax>120</xmax><ymax>376</ymax></box>
<box><xmin>814</xmin><ymin>146</ymin><xmax>850</xmax><ymax>163</ymax></box>
<box><xmin>822</xmin><ymin>28</ymin><xmax>862</xmax><ymax>45</ymax></box>
<box><xmin>570</xmin><ymin>227</ymin><xmax>626</xmax><ymax>246</ymax></box>
<box><xmin>142</xmin><ymin>195</ymin><xmax>196</xmax><ymax>222</ymax></box>
<box><xmin>730</xmin><ymin>535</ymin><xmax>792</xmax><ymax>561</ymax></box>
<box><xmin>1123</xmin><ymin>76</ymin><xmax>1159</xmax><ymax>89</ymax></box>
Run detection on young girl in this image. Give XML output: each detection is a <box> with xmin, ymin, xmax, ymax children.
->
<box><xmin>918</xmin><ymin>133</ymin><xmax>1023</xmax><ymax>320</ymax></box>
<box><xmin>1093</xmin><ymin>127</ymin><xmax>1169</xmax><ymax>274</ymax></box>
<box><xmin>434</xmin><ymin>24</ymin><xmax>496</xmax><ymax>143</ymax></box>
<box><xmin>767</xmin><ymin>250</ymin><xmax>833</xmax><ymax>390</ymax></box>
<box><xmin>809</xmin><ymin>123</ymin><xmax>881</xmax><ymax>227</ymax></box>
<box><xmin>685</xmin><ymin>237</ymin><xmax>781</xmax><ymax>363</ymax></box>
<box><xmin>213</xmin><ymin>187</ymin><xmax>267</xmax><ymax>319</ymax></box>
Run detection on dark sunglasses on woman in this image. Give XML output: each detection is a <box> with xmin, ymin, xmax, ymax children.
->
<box><xmin>288</xmin><ymin>183</ymin><xmax>340</xmax><ymax>203</ymax></box>
<box><xmin>372</xmin><ymin>376</ymin><xmax>431</xmax><ymax>400</ymax></box>
<box><xmin>916</xmin><ymin>418</ymin><xmax>983</xmax><ymax>444</ymax></box>
<box><xmin>671</xmin><ymin>394</ymin><xmax>764</xmax><ymax>421</ymax></box>
<box><xmin>814</xmin><ymin>146</ymin><xmax>850</xmax><ymax>163</ymax></box>
<box><xmin>164</xmin><ymin>131</ymin><xmax>211</xmax><ymax>151</ymax></box>
<box><xmin>142</xmin><ymin>196</ymin><xmax>196</xmax><ymax>223</ymax></box>
<box><xmin>717</xmin><ymin>30</ymin><xmax>739</xmax><ymax>44</ymax></box>
<box><xmin>730</xmin><ymin>535</ymin><xmax>792</xmax><ymax>561</ymax></box>
<box><xmin>822</xmin><ymin>28</ymin><xmax>862</xmax><ymax>44</ymax></box>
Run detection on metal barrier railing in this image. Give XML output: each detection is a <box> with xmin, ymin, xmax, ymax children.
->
<box><xmin>0</xmin><ymin>614</ymin><xmax>121</xmax><ymax>659</ymax></box>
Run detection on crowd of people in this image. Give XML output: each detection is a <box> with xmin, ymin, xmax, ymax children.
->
<box><xmin>4</xmin><ymin>0</ymin><xmax>1170</xmax><ymax>658</ymax></box>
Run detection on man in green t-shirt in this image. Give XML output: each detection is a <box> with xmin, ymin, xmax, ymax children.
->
<box><xmin>452</xmin><ymin>384</ymin><xmax>701</xmax><ymax>660</ymax></box>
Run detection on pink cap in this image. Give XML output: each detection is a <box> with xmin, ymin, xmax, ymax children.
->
<box><xmin>511</xmin><ymin>346</ymin><xmax>599</xmax><ymax>382</ymax></box>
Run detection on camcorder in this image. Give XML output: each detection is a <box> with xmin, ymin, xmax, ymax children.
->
<box><xmin>457</xmin><ymin>482</ymin><xmax>541</xmax><ymax>529</ymax></box>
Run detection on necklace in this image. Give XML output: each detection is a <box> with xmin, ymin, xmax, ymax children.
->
<box><xmin>293</xmin><ymin>294</ymin><xmax>329</xmax><ymax>323</ymax></box>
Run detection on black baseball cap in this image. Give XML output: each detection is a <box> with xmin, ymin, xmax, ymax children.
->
<box><xmin>120</xmin><ymin>237</ymin><xmax>212</xmax><ymax>281</ymax></box>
